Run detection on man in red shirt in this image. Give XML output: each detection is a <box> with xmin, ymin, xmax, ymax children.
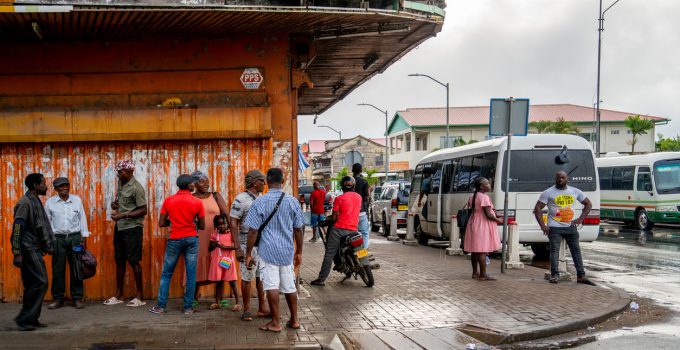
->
<box><xmin>149</xmin><ymin>174</ymin><xmax>206</xmax><ymax>315</ymax></box>
<box><xmin>309</xmin><ymin>181</ymin><xmax>326</xmax><ymax>242</ymax></box>
<box><xmin>311</xmin><ymin>176</ymin><xmax>361</xmax><ymax>286</ymax></box>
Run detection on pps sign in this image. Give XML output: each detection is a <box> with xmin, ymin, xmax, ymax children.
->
<box><xmin>240</xmin><ymin>68</ymin><xmax>263</xmax><ymax>89</ymax></box>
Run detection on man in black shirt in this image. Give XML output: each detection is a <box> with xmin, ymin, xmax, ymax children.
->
<box><xmin>11</xmin><ymin>173</ymin><xmax>55</xmax><ymax>331</ymax></box>
<box><xmin>352</xmin><ymin>163</ymin><xmax>370</xmax><ymax>248</ymax></box>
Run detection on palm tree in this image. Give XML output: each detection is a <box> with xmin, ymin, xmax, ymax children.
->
<box><xmin>655</xmin><ymin>133</ymin><xmax>680</xmax><ymax>152</ymax></box>
<box><xmin>550</xmin><ymin>117</ymin><xmax>580</xmax><ymax>134</ymax></box>
<box><xmin>365</xmin><ymin>168</ymin><xmax>380</xmax><ymax>187</ymax></box>
<box><xmin>529</xmin><ymin>120</ymin><xmax>554</xmax><ymax>134</ymax></box>
<box><xmin>625</xmin><ymin>115</ymin><xmax>655</xmax><ymax>154</ymax></box>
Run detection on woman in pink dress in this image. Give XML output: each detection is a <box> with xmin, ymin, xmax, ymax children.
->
<box><xmin>463</xmin><ymin>177</ymin><xmax>503</xmax><ymax>281</ymax></box>
<box><xmin>208</xmin><ymin>214</ymin><xmax>240</xmax><ymax>311</ymax></box>
<box><xmin>191</xmin><ymin>171</ymin><xmax>229</xmax><ymax>304</ymax></box>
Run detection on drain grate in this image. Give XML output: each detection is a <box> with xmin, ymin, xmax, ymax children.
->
<box><xmin>90</xmin><ymin>342</ymin><xmax>137</xmax><ymax>350</ymax></box>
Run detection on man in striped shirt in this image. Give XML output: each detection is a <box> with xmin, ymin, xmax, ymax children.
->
<box><xmin>244</xmin><ymin>168</ymin><xmax>304</xmax><ymax>332</ymax></box>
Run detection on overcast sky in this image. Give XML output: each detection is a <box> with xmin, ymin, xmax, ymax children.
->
<box><xmin>298</xmin><ymin>0</ymin><xmax>680</xmax><ymax>143</ymax></box>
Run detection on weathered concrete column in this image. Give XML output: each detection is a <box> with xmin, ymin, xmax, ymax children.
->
<box><xmin>544</xmin><ymin>238</ymin><xmax>572</xmax><ymax>281</ymax></box>
<box><xmin>403</xmin><ymin>212</ymin><xmax>418</xmax><ymax>246</ymax></box>
<box><xmin>505</xmin><ymin>223</ymin><xmax>524</xmax><ymax>269</ymax></box>
<box><xmin>387</xmin><ymin>207</ymin><xmax>400</xmax><ymax>241</ymax></box>
<box><xmin>446</xmin><ymin>214</ymin><xmax>463</xmax><ymax>255</ymax></box>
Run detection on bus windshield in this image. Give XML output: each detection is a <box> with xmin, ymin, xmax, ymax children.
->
<box><xmin>502</xmin><ymin>149</ymin><xmax>597</xmax><ymax>192</ymax></box>
<box><xmin>654</xmin><ymin>159</ymin><xmax>680</xmax><ymax>194</ymax></box>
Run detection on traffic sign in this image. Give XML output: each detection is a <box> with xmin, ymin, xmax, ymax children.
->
<box><xmin>240</xmin><ymin>68</ymin><xmax>263</xmax><ymax>89</ymax></box>
<box><xmin>489</xmin><ymin>98</ymin><xmax>529</xmax><ymax>136</ymax></box>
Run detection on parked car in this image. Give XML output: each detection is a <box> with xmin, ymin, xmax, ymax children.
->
<box><xmin>368</xmin><ymin>186</ymin><xmax>382</xmax><ymax>232</ymax></box>
<box><xmin>370</xmin><ymin>181</ymin><xmax>411</xmax><ymax>235</ymax></box>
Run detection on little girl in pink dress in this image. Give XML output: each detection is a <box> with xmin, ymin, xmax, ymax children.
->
<box><xmin>208</xmin><ymin>214</ymin><xmax>241</xmax><ymax>311</ymax></box>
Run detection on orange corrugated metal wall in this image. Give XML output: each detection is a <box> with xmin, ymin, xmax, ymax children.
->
<box><xmin>0</xmin><ymin>139</ymin><xmax>271</xmax><ymax>302</ymax></box>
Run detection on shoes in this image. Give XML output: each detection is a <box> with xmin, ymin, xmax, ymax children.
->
<box><xmin>16</xmin><ymin>323</ymin><xmax>36</xmax><ymax>331</ymax></box>
<box><xmin>577</xmin><ymin>277</ymin><xmax>596</xmax><ymax>286</ymax></box>
<box><xmin>332</xmin><ymin>265</ymin><xmax>343</xmax><ymax>272</ymax></box>
<box><xmin>47</xmin><ymin>300</ymin><xmax>64</xmax><ymax>309</ymax></box>
<box><xmin>31</xmin><ymin>321</ymin><xmax>48</xmax><ymax>328</ymax></box>
<box><xmin>309</xmin><ymin>238</ymin><xmax>318</xmax><ymax>242</ymax></box>
<box><xmin>549</xmin><ymin>275</ymin><xmax>559</xmax><ymax>284</ymax></box>
<box><xmin>148</xmin><ymin>305</ymin><xmax>166</xmax><ymax>314</ymax></box>
<box><xmin>310</xmin><ymin>279</ymin><xmax>325</xmax><ymax>286</ymax></box>
<box><xmin>184</xmin><ymin>308</ymin><xmax>195</xmax><ymax>315</ymax></box>
<box><xmin>73</xmin><ymin>300</ymin><xmax>85</xmax><ymax>309</ymax></box>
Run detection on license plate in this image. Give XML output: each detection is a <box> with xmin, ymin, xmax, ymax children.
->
<box><xmin>356</xmin><ymin>248</ymin><xmax>368</xmax><ymax>259</ymax></box>
<box><xmin>398</xmin><ymin>205</ymin><xmax>408</xmax><ymax>211</ymax></box>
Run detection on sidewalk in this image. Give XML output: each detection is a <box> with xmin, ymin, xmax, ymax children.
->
<box><xmin>0</xmin><ymin>230</ymin><xmax>629</xmax><ymax>349</ymax></box>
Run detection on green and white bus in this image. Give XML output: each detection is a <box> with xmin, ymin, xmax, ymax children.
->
<box><xmin>596</xmin><ymin>152</ymin><xmax>680</xmax><ymax>230</ymax></box>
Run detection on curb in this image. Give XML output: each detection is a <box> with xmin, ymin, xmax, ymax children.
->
<box><xmin>458</xmin><ymin>282</ymin><xmax>631</xmax><ymax>345</ymax></box>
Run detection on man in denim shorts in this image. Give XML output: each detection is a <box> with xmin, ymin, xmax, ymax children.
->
<box><xmin>230</xmin><ymin>169</ymin><xmax>269</xmax><ymax>321</ymax></box>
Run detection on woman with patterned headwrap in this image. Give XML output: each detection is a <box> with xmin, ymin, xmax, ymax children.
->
<box><xmin>190</xmin><ymin>171</ymin><xmax>229</xmax><ymax>307</ymax></box>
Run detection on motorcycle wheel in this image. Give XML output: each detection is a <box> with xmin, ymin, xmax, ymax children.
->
<box><xmin>357</xmin><ymin>263</ymin><xmax>374</xmax><ymax>287</ymax></box>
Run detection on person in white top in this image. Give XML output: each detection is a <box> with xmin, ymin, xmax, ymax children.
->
<box><xmin>45</xmin><ymin>177</ymin><xmax>90</xmax><ymax>309</ymax></box>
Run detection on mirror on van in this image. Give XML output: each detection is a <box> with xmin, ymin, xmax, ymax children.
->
<box><xmin>555</xmin><ymin>146</ymin><xmax>570</xmax><ymax>164</ymax></box>
<box><xmin>645</xmin><ymin>183</ymin><xmax>653</xmax><ymax>193</ymax></box>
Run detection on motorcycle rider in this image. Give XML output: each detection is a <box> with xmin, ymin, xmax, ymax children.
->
<box><xmin>310</xmin><ymin>176</ymin><xmax>362</xmax><ymax>287</ymax></box>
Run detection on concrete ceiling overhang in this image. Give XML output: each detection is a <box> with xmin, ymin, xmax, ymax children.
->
<box><xmin>0</xmin><ymin>3</ymin><xmax>443</xmax><ymax>115</ymax></box>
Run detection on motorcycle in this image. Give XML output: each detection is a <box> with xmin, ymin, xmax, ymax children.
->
<box><xmin>318</xmin><ymin>221</ymin><xmax>374</xmax><ymax>287</ymax></box>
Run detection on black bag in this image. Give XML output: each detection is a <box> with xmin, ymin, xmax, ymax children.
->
<box><xmin>457</xmin><ymin>191</ymin><xmax>478</xmax><ymax>232</ymax></box>
<box><xmin>73</xmin><ymin>250</ymin><xmax>97</xmax><ymax>281</ymax></box>
<box><xmin>254</xmin><ymin>192</ymin><xmax>286</xmax><ymax>247</ymax></box>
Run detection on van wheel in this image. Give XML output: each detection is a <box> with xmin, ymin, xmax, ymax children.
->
<box><xmin>414</xmin><ymin>217</ymin><xmax>428</xmax><ymax>245</ymax></box>
<box><xmin>636</xmin><ymin>209</ymin><xmax>654</xmax><ymax>231</ymax></box>
<box><xmin>382</xmin><ymin>215</ymin><xmax>390</xmax><ymax>237</ymax></box>
<box><xmin>530</xmin><ymin>243</ymin><xmax>550</xmax><ymax>260</ymax></box>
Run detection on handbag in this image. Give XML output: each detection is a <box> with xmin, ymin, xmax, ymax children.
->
<box><xmin>217</xmin><ymin>247</ymin><xmax>233</xmax><ymax>270</ymax></box>
<box><xmin>73</xmin><ymin>247</ymin><xmax>97</xmax><ymax>281</ymax></box>
<box><xmin>254</xmin><ymin>192</ymin><xmax>286</xmax><ymax>247</ymax></box>
<box><xmin>457</xmin><ymin>191</ymin><xmax>478</xmax><ymax>231</ymax></box>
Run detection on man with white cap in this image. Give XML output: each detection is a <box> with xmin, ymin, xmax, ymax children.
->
<box><xmin>45</xmin><ymin>177</ymin><xmax>90</xmax><ymax>310</ymax></box>
<box><xmin>104</xmin><ymin>160</ymin><xmax>148</xmax><ymax>307</ymax></box>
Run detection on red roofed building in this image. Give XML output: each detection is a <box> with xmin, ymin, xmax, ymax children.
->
<box><xmin>387</xmin><ymin>104</ymin><xmax>670</xmax><ymax>172</ymax></box>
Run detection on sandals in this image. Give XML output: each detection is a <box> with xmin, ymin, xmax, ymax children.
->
<box><xmin>103</xmin><ymin>297</ymin><xmax>124</xmax><ymax>306</ymax></box>
<box><xmin>286</xmin><ymin>320</ymin><xmax>301</xmax><ymax>330</ymax></box>
<box><xmin>209</xmin><ymin>303</ymin><xmax>221</xmax><ymax>310</ymax></box>
<box><xmin>241</xmin><ymin>311</ymin><xmax>254</xmax><ymax>322</ymax></box>
<box><xmin>549</xmin><ymin>276</ymin><xmax>559</xmax><ymax>284</ymax></box>
<box><xmin>478</xmin><ymin>274</ymin><xmax>497</xmax><ymax>281</ymax></box>
<box><xmin>231</xmin><ymin>304</ymin><xmax>243</xmax><ymax>312</ymax></box>
<box><xmin>472</xmin><ymin>274</ymin><xmax>480</xmax><ymax>280</ymax></box>
<box><xmin>126</xmin><ymin>298</ymin><xmax>146</xmax><ymax>307</ymax></box>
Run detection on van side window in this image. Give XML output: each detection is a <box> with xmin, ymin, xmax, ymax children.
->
<box><xmin>611</xmin><ymin>166</ymin><xmax>635</xmax><ymax>190</ymax></box>
<box><xmin>430</xmin><ymin>161</ymin><xmax>443</xmax><ymax>193</ymax></box>
<box><xmin>412</xmin><ymin>164</ymin><xmax>424</xmax><ymax>194</ymax></box>
<box><xmin>636</xmin><ymin>167</ymin><xmax>652</xmax><ymax>191</ymax></box>
<box><xmin>455</xmin><ymin>157</ymin><xmax>473</xmax><ymax>192</ymax></box>
<box><xmin>478</xmin><ymin>152</ymin><xmax>498</xmax><ymax>190</ymax></box>
<box><xmin>599</xmin><ymin>167</ymin><xmax>612</xmax><ymax>190</ymax></box>
<box><xmin>441</xmin><ymin>160</ymin><xmax>457</xmax><ymax>194</ymax></box>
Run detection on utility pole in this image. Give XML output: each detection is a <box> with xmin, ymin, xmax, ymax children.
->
<box><xmin>409</xmin><ymin>73</ymin><xmax>451</xmax><ymax>147</ymax></box>
<box><xmin>596</xmin><ymin>0</ymin><xmax>622</xmax><ymax>157</ymax></box>
<box><xmin>358</xmin><ymin>103</ymin><xmax>390</xmax><ymax>181</ymax></box>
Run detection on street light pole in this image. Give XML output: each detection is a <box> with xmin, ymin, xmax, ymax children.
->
<box><xmin>409</xmin><ymin>73</ymin><xmax>450</xmax><ymax>147</ymax></box>
<box><xmin>318</xmin><ymin>125</ymin><xmax>341</xmax><ymax>140</ymax></box>
<box><xmin>596</xmin><ymin>0</ymin><xmax>622</xmax><ymax>157</ymax></box>
<box><xmin>358</xmin><ymin>103</ymin><xmax>389</xmax><ymax>181</ymax></box>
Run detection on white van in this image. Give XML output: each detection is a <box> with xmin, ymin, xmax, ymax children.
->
<box><xmin>596</xmin><ymin>152</ymin><xmax>680</xmax><ymax>230</ymax></box>
<box><xmin>409</xmin><ymin>134</ymin><xmax>601</xmax><ymax>257</ymax></box>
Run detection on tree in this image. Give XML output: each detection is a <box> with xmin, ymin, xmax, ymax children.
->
<box><xmin>656</xmin><ymin>133</ymin><xmax>680</xmax><ymax>152</ymax></box>
<box><xmin>550</xmin><ymin>117</ymin><xmax>580</xmax><ymax>134</ymax></box>
<box><xmin>625</xmin><ymin>115</ymin><xmax>655</xmax><ymax>154</ymax></box>
<box><xmin>365</xmin><ymin>168</ymin><xmax>380</xmax><ymax>187</ymax></box>
<box><xmin>529</xmin><ymin>120</ymin><xmax>554</xmax><ymax>134</ymax></box>
<box><xmin>331</xmin><ymin>167</ymin><xmax>349</xmax><ymax>188</ymax></box>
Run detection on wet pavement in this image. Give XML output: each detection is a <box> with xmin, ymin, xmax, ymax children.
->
<box><xmin>521</xmin><ymin>221</ymin><xmax>680</xmax><ymax>349</ymax></box>
<box><xmin>0</xmin><ymin>228</ymin><xmax>631</xmax><ymax>349</ymax></box>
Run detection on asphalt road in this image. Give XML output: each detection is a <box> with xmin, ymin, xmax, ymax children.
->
<box><xmin>571</xmin><ymin>222</ymin><xmax>680</xmax><ymax>349</ymax></box>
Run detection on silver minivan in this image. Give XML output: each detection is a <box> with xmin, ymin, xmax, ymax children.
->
<box><xmin>370</xmin><ymin>181</ymin><xmax>410</xmax><ymax>235</ymax></box>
